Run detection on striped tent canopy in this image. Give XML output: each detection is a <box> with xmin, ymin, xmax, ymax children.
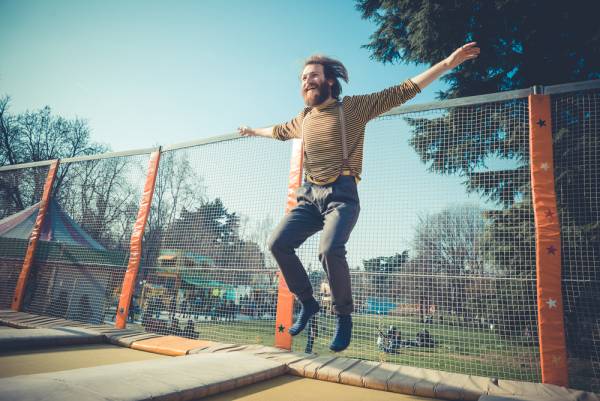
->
<box><xmin>0</xmin><ymin>199</ymin><xmax>106</xmax><ymax>251</ymax></box>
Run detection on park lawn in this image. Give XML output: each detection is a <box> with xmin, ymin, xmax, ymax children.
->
<box><xmin>190</xmin><ymin>314</ymin><xmax>541</xmax><ymax>382</ymax></box>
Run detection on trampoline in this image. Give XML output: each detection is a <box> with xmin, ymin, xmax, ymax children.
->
<box><xmin>0</xmin><ymin>340</ymin><xmax>436</xmax><ymax>401</ymax></box>
<box><xmin>1</xmin><ymin>312</ymin><xmax>595</xmax><ymax>401</ymax></box>
<box><xmin>0</xmin><ymin>334</ymin><xmax>165</xmax><ymax>378</ymax></box>
<box><xmin>200</xmin><ymin>375</ymin><xmax>435</xmax><ymax>401</ymax></box>
<box><xmin>0</xmin><ymin>322</ymin><xmax>440</xmax><ymax>401</ymax></box>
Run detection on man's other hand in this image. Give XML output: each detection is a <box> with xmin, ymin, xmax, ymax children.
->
<box><xmin>444</xmin><ymin>42</ymin><xmax>480</xmax><ymax>69</ymax></box>
<box><xmin>238</xmin><ymin>126</ymin><xmax>256</xmax><ymax>136</ymax></box>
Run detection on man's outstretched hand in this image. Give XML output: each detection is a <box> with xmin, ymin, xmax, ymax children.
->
<box><xmin>411</xmin><ymin>42</ymin><xmax>480</xmax><ymax>90</ymax></box>
<box><xmin>238</xmin><ymin>126</ymin><xmax>256</xmax><ymax>137</ymax></box>
<box><xmin>237</xmin><ymin>126</ymin><xmax>273</xmax><ymax>138</ymax></box>
<box><xmin>444</xmin><ymin>42</ymin><xmax>480</xmax><ymax>69</ymax></box>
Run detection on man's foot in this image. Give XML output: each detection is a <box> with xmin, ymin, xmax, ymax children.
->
<box><xmin>329</xmin><ymin>314</ymin><xmax>352</xmax><ymax>352</ymax></box>
<box><xmin>288</xmin><ymin>297</ymin><xmax>320</xmax><ymax>336</ymax></box>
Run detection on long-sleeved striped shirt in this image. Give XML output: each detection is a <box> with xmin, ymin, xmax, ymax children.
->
<box><xmin>272</xmin><ymin>79</ymin><xmax>421</xmax><ymax>185</ymax></box>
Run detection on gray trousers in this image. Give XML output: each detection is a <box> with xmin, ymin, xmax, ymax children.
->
<box><xmin>268</xmin><ymin>175</ymin><xmax>360</xmax><ymax>315</ymax></box>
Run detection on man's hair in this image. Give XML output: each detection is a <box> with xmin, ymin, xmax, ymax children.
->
<box><xmin>303</xmin><ymin>55</ymin><xmax>349</xmax><ymax>100</ymax></box>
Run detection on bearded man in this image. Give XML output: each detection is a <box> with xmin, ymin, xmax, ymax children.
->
<box><xmin>239</xmin><ymin>43</ymin><xmax>480</xmax><ymax>352</ymax></box>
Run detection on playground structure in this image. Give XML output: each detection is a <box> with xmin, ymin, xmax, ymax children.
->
<box><xmin>0</xmin><ymin>80</ymin><xmax>599</xmax><ymax>399</ymax></box>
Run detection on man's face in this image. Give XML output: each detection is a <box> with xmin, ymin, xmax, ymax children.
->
<box><xmin>301</xmin><ymin>64</ymin><xmax>332</xmax><ymax>106</ymax></box>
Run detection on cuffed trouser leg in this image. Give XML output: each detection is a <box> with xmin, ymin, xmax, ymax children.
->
<box><xmin>319</xmin><ymin>200</ymin><xmax>360</xmax><ymax>315</ymax></box>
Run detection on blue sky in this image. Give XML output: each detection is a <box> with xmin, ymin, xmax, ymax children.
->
<box><xmin>1</xmin><ymin>0</ymin><xmax>448</xmax><ymax>151</ymax></box>
<box><xmin>2</xmin><ymin>1</ymin><xmax>499</xmax><ymax>266</ymax></box>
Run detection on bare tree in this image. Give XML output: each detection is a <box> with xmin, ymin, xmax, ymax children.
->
<box><xmin>0</xmin><ymin>97</ymin><xmax>106</xmax><ymax>166</ymax></box>
<box><xmin>0</xmin><ymin>96</ymin><xmax>19</xmax><ymax>166</ymax></box>
<box><xmin>142</xmin><ymin>152</ymin><xmax>206</xmax><ymax>265</ymax></box>
<box><xmin>0</xmin><ymin>96</ymin><xmax>108</xmax><ymax>217</ymax></box>
<box><xmin>240</xmin><ymin>214</ymin><xmax>276</xmax><ymax>268</ymax></box>
<box><xmin>410</xmin><ymin>204</ymin><xmax>486</xmax><ymax>322</ymax></box>
<box><xmin>55</xmin><ymin>156</ymin><xmax>142</xmax><ymax>250</ymax></box>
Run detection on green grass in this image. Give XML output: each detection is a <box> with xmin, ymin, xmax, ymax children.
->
<box><xmin>180</xmin><ymin>314</ymin><xmax>541</xmax><ymax>382</ymax></box>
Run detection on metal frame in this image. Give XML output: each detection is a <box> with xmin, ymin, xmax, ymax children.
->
<box><xmin>543</xmin><ymin>79</ymin><xmax>600</xmax><ymax>95</ymax></box>
<box><xmin>382</xmin><ymin>88</ymin><xmax>531</xmax><ymax>116</ymax></box>
<box><xmin>382</xmin><ymin>79</ymin><xmax>600</xmax><ymax>116</ymax></box>
<box><xmin>1</xmin><ymin>80</ymin><xmax>598</xmax><ymax>170</ymax></box>
<box><xmin>0</xmin><ymin>148</ymin><xmax>157</xmax><ymax>172</ymax></box>
<box><xmin>162</xmin><ymin>133</ymin><xmax>240</xmax><ymax>151</ymax></box>
<box><xmin>60</xmin><ymin>147</ymin><xmax>157</xmax><ymax>164</ymax></box>
<box><xmin>0</xmin><ymin>160</ymin><xmax>55</xmax><ymax>172</ymax></box>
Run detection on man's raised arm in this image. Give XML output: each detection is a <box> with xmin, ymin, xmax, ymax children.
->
<box><xmin>410</xmin><ymin>42</ymin><xmax>480</xmax><ymax>90</ymax></box>
<box><xmin>239</xmin><ymin>111</ymin><xmax>303</xmax><ymax>141</ymax></box>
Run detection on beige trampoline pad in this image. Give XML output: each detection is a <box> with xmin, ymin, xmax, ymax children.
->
<box><xmin>201</xmin><ymin>374</ymin><xmax>441</xmax><ymax>401</ymax></box>
<box><xmin>0</xmin><ymin>343</ymin><xmax>167</xmax><ymax>378</ymax></box>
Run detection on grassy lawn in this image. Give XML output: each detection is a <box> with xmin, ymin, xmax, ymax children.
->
<box><xmin>182</xmin><ymin>313</ymin><xmax>541</xmax><ymax>382</ymax></box>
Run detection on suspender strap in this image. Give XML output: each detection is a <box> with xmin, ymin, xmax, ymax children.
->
<box><xmin>338</xmin><ymin>102</ymin><xmax>350</xmax><ymax>170</ymax></box>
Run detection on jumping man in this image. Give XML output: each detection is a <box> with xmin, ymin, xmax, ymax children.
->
<box><xmin>239</xmin><ymin>42</ymin><xmax>480</xmax><ymax>352</ymax></box>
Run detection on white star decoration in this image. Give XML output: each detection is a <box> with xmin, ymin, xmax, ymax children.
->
<box><xmin>546</xmin><ymin>298</ymin><xmax>558</xmax><ymax>309</ymax></box>
<box><xmin>540</xmin><ymin>162</ymin><xmax>550</xmax><ymax>171</ymax></box>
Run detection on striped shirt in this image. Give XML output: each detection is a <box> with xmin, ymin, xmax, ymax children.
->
<box><xmin>272</xmin><ymin>79</ymin><xmax>421</xmax><ymax>184</ymax></box>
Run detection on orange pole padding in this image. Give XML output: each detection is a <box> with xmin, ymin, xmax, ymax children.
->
<box><xmin>115</xmin><ymin>150</ymin><xmax>161</xmax><ymax>329</ymax></box>
<box><xmin>274</xmin><ymin>138</ymin><xmax>304</xmax><ymax>350</ymax></box>
<box><xmin>528</xmin><ymin>94</ymin><xmax>568</xmax><ymax>387</ymax></box>
<box><xmin>12</xmin><ymin>160</ymin><xmax>60</xmax><ymax>311</ymax></box>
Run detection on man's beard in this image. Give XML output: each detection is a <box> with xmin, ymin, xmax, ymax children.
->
<box><xmin>303</xmin><ymin>81</ymin><xmax>331</xmax><ymax>106</ymax></box>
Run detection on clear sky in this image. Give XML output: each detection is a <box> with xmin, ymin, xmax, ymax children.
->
<box><xmin>0</xmin><ymin>0</ymin><xmax>448</xmax><ymax>151</ymax></box>
<box><xmin>2</xmin><ymin>1</ymin><xmax>501</xmax><ymax>268</ymax></box>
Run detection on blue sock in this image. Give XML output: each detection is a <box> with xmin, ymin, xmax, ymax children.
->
<box><xmin>329</xmin><ymin>314</ymin><xmax>352</xmax><ymax>352</ymax></box>
<box><xmin>288</xmin><ymin>297</ymin><xmax>319</xmax><ymax>336</ymax></box>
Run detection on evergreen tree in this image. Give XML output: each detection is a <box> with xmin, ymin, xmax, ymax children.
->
<box><xmin>357</xmin><ymin>0</ymin><xmax>600</xmax><ymax>381</ymax></box>
<box><xmin>355</xmin><ymin>0</ymin><xmax>599</xmax><ymax>98</ymax></box>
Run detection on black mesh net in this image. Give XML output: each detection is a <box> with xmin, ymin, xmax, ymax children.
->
<box><xmin>552</xmin><ymin>88</ymin><xmax>600</xmax><ymax>392</ymax></box>
<box><xmin>3</xmin><ymin>83</ymin><xmax>598</xmax><ymax>390</ymax></box>
<box><xmin>132</xmin><ymin>137</ymin><xmax>291</xmax><ymax>346</ymax></box>
<box><xmin>22</xmin><ymin>154</ymin><xmax>151</xmax><ymax>324</ymax></box>
<box><xmin>0</xmin><ymin>165</ymin><xmax>51</xmax><ymax>308</ymax></box>
<box><xmin>292</xmin><ymin>98</ymin><xmax>542</xmax><ymax>382</ymax></box>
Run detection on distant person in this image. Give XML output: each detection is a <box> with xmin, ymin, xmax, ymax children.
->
<box><xmin>416</xmin><ymin>329</ymin><xmax>435</xmax><ymax>348</ymax></box>
<box><xmin>378</xmin><ymin>325</ymin><xmax>402</xmax><ymax>353</ymax></box>
<box><xmin>169</xmin><ymin>317</ymin><xmax>181</xmax><ymax>336</ymax></box>
<box><xmin>192</xmin><ymin>296</ymin><xmax>202</xmax><ymax>319</ymax></box>
<box><xmin>184</xmin><ymin>319</ymin><xmax>199</xmax><ymax>339</ymax></box>
<box><xmin>239</xmin><ymin>43</ymin><xmax>480</xmax><ymax>352</ymax></box>
<box><xmin>377</xmin><ymin>330</ymin><xmax>385</xmax><ymax>351</ymax></box>
<box><xmin>304</xmin><ymin>311</ymin><xmax>320</xmax><ymax>354</ymax></box>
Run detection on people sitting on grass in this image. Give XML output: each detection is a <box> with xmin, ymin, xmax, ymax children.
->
<box><xmin>378</xmin><ymin>325</ymin><xmax>402</xmax><ymax>353</ymax></box>
<box><xmin>416</xmin><ymin>329</ymin><xmax>435</xmax><ymax>348</ymax></box>
<box><xmin>377</xmin><ymin>326</ymin><xmax>435</xmax><ymax>353</ymax></box>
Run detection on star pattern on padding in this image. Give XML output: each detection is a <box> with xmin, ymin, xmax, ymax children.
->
<box><xmin>537</xmin><ymin>119</ymin><xmax>546</xmax><ymax>127</ymax></box>
<box><xmin>547</xmin><ymin>245</ymin><xmax>557</xmax><ymax>255</ymax></box>
<box><xmin>278</xmin><ymin>324</ymin><xmax>285</xmax><ymax>333</ymax></box>
<box><xmin>540</xmin><ymin>162</ymin><xmax>550</xmax><ymax>171</ymax></box>
<box><xmin>546</xmin><ymin>298</ymin><xmax>558</xmax><ymax>309</ymax></box>
<box><xmin>545</xmin><ymin>209</ymin><xmax>554</xmax><ymax>220</ymax></box>
<box><xmin>552</xmin><ymin>355</ymin><xmax>562</xmax><ymax>365</ymax></box>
